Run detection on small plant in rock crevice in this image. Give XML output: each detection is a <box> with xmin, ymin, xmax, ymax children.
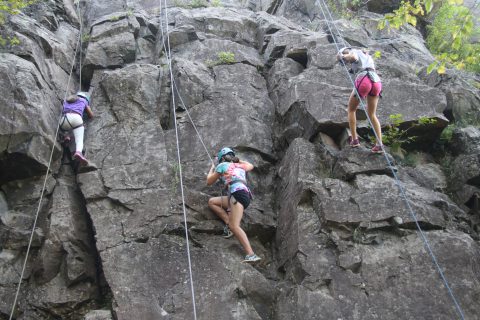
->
<box><xmin>370</xmin><ymin>113</ymin><xmax>437</xmax><ymax>158</ymax></box>
<box><xmin>205</xmin><ymin>51</ymin><xmax>236</xmax><ymax>67</ymax></box>
<box><xmin>189</xmin><ymin>0</ymin><xmax>209</xmax><ymax>8</ymax></box>
<box><xmin>170</xmin><ymin>163</ymin><xmax>181</xmax><ymax>194</ymax></box>
<box><xmin>81</xmin><ymin>33</ymin><xmax>91</xmax><ymax>43</ymax></box>
<box><xmin>173</xmin><ymin>0</ymin><xmax>189</xmax><ymax>8</ymax></box>
<box><xmin>210</xmin><ymin>0</ymin><xmax>222</xmax><ymax>7</ymax></box>
<box><xmin>439</xmin><ymin>124</ymin><xmax>455</xmax><ymax>144</ymax></box>
<box><xmin>174</xmin><ymin>0</ymin><xmax>222</xmax><ymax>9</ymax></box>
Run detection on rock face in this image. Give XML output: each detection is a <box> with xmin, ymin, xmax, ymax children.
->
<box><xmin>1</xmin><ymin>0</ymin><xmax>479</xmax><ymax>320</ymax></box>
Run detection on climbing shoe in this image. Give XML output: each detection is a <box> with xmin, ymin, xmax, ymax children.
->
<box><xmin>348</xmin><ymin>136</ymin><xmax>360</xmax><ymax>148</ymax></box>
<box><xmin>371</xmin><ymin>145</ymin><xmax>384</xmax><ymax>154</ymax></box>
<box><xmin>73</xmin><ymin>151</ymin><xmax>89</xmax><ymax>166</ymax></box>
<box><xmin>243</xmin><ymin>254</ymin><xmax>261</xmax><ymax>263</ymax></box>
<box><xmin>222</xmin><ymin>225</ymin><xmax>234</xmax><ymax>239</ymax></box>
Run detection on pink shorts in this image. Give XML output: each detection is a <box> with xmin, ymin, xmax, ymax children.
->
<box><xmin>354</xmin><ymin>75</ymin><xmax>382</xmax><ymax>99</ymax></box>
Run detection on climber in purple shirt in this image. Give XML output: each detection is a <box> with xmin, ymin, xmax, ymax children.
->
<box><xmin>60</xmin><ymin>92</ymin><xmax>94</xmax><ymax>165</ymax></box>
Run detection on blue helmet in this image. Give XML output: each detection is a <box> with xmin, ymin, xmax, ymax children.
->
<box><xmin>77</xmin><ymin>91</ymin><xmax>91</xmax><ymax>104</ymax></box>
<box><xmin>217</xmin><ymin>147</ymin><xmax>234</xmax><ymax>162</ymax></box>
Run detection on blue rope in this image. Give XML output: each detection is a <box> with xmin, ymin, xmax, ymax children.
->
<box><xmin>315</xmin><ymin>1</ymin><xmax>466</xmax><ymax>319</ymax></box>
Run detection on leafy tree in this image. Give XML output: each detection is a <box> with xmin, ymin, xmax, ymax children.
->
<box><xmin>426</xmin><ymin>3</ymin><xmax>479</xmax><ymax>73</ymax></box>
<box><xmin>378</xmin><ymin>0</ymin><xmax>479</xmax><ymax>74</ymax></box>
<box><xmin>0</xmin><ymin>0</ymin><xmax>35</xmax><ymax>24</ymax></box>
<box><xmin>0</xmin><ymin>0</ymin><xmax>36</xmax><ymax>46</ymax></box>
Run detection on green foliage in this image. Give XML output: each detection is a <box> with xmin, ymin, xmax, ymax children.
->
<box><xmin>173</xmin><ymin>0</ymin><xmax>189</xmax><ymax>8</ymax></box>
<box><xmin>205</xmin><ymin>51</ymin><xmax>236</xmax><ymax>67</ymax></box>
<box><xmin>174</xmin><ymin>0</ymin><xmax>220</xmax><ymax>9</ymax></box>
<box><xmin>0</xmin><ymin>0</ymin><xmax>35</xmax><ymax>23</ymax></box>
<box><xmin>9</xmin><ymin>34</ymin><xmax>19</xmax><ymax>44</ymax></box>
<box><xmin>426</xmin><ymin>3</ymin><xmax>480</xmax><ymax>73</ymax></box>
<box><xmin>373</xmin><ymin>50</ymin><xmax>382</xmax><ymax>60</ymax></box>
<box><xmin>439</xmin><ymin>124</ymin><xmax>455</xmax><ymax>143</ymax></box>
<box><xmin>401</xmin><ymin>151</ymin><xmax>424</xmax><ymax>167</ymax></box>
<box><xmin>189</xmin><ymin>0</ymin><xmax>208</xmax><ymax>8</ymax></box>
<box><xmin>417</xmin><ymin>115</ymin><xmax>437</xmax><ymax>126</ymax></box>
<box><xmin>379</xmin><ymin>114</ymin><xmax>437</xmax><ymax>158</ymax></box>
<box><xmin>378</xmin><ymin>1</ymin><xmax>425</xmax><ymax>30</ymax></box>
<box><xmin>210</xmin><ymin>0</ymin><xmax>222</xmax><ymax>7</ymax></box>
<box><xmin>109</xmin><ymin>15</ymin><xmax>120</xmax><ymax>21</ymax></box>
<box><xmin>325</xmin><ymin>0</ymin><xmax>365</xmax><ymax>19</ymax></box>
<box><xmin>81</xmin><ymin>33</ymin><xmax>91</xmax><ymax>43</ymax></box>
<box><xmin>0</xmin><ymin>0</ymin><xmax>36</xmax><ymax>46</ymax></box>
<box><xmin>0</xmin><ymin>34</ymin><xmax>18</xmax><ymax>46</ymax></box>
<box><xmin>170</xmin><ymin>163</ymin><xmax>181</xmax><ymax>194</ymax></box>
<box><xmin>378</xmin><ymin>0</ymin><xmax>479</xmax><ymax>74</ymax></box>
<box><xmin>126</xmin><ymin>7</ymin><xmax>134</xmax><ymax>16</ymax></box>
<box><xmin>217</xmin><ymin>51</ymin><xmax>235</xmax><ymax>64</ymax></box>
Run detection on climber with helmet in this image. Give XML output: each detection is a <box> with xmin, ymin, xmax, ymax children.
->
<box><xmin>206</xmin><ymin>147</ymin><xmax>261</xmax><ymax>263</ymax></box>
<box><xmin>60</xmin><ymin>91</ymin><xmax>94</xmax><ymax>165</ymax></box>
<box><xmin>337</xmin><ymin>47</ymin><xmax>384</xmax><ymax>153</ymax></box>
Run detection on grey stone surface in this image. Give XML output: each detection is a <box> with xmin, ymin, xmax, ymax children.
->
<box><xmin>448</xmin><ymin>127</ymin><xmax>480</xmax><ymax>212</ymax></box>
<box><xmin>84</xmin><ymin>310</ymin><xmax>113</xmax><ymax>320</ymax></box>
<box><xmin>1</xmin><ymin>1</ymin><xmax>480</xmax><ymax>319</ymax></box>
<box><xmin>275</xmin><ymin>138</ymin><xmax>480</xmax><ymax>320</ymax></box>
<box><xmin>420</xmin><ymin>69</ymin><xmax>480</xmax><ymax>127</ymax></box>
<box><xmin>0</xmin><ymin>53</ymin><xmax>63</xmax><ymax>183</ymax></box>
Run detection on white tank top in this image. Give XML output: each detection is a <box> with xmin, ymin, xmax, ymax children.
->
<box><xmin>350</xmin><ymin>49</ymin><xmax>375</xmax><ymax>74</ymax></box>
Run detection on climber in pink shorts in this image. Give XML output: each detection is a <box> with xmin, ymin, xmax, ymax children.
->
<box><xmin>337</xmin><ymin>47</ymin><xmax>384</xmax><ymax>153</ymax></box>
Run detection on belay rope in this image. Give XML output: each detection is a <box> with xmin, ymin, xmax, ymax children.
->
<box><xmin>315</xmin><ymin>0</ymin><xmax>466</xmax><ymax>318</ymax></box>
<box><xmin>158</xmin><ymin>0</ymin><xmax>206</xmax><ymax>318</ymax></box>
<box><xmin>8</xmin><ymin>2</ymin><xmax>85</xmax><ymax>319</ymax></box>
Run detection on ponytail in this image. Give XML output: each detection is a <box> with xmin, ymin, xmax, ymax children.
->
<box><xmin>66</xmin><ymin>95</ymin><xmax>78</xmax><ymax>103</ymax></box>
<box><xmin>223</xmin><ymin>154</ymin><xmax>239</xmax><ymax>163</ymax></box>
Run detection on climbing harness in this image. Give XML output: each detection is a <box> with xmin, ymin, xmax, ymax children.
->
<box><xmin>226</xmin><ymin>178</ymin><xmax>253</xmax><ymax>204</ymax></box>
<box><xmin>353</xmin><ymin>68</ymin><xmax>382</xmax><ymax>99</ymax></box>
<box><xmin>8</xmin><ymin>2</ymin><xmax>85</xmax><ymax>319</ymax></box>
<box><xmin>59</xmin><ymin>112</ymin><xmax>85</xmax><ymax>131</ymax></box>
<box><xmin>315</xmin><ymin>0</ymin><xmax>466</xmax><ymax>318</ymax></box>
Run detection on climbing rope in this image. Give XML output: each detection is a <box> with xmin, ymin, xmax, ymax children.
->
<box><xmin>157</xmin><ymin>0</ymin><xmax>229</xmax><ymax>227</ymax></box>
<box><xmin>315</xmin><ymin>1</ymin><xmax>466</xmax><ymax>318</ymax></box>
<box><xmin>159</xmin><ymin>1</ymin><xmax>198</xmax><ymax>319</ymax></box>
<box><xmin>156</xmin><ymin>21</ymin><xmax>214</xmax><ymax>164</ymax></box>
<box><xmin>8</xmin><ymin>2</ymin><xmax>84</xmax><ymax>319</ymax></box>
<box><xmin>78</xmin><ymin>3</ymin><xmax>83</xmax><ymax>92</ymax></box>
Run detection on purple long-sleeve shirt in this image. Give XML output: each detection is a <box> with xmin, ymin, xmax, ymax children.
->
<box><xmin>63</xmin><ymin>97</ymin><xmax>88</xmax><ymax>115</ymax></box>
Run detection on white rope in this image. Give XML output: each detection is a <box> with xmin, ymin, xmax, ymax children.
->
<box><xmin>8</xmin><ymin>2</ymin><xmax>84</xmax><ymax>319</ymax></box>
<box><xmin>315</xmin><ymin>1</ymin><xmax>466</xmax><ymax>319</ymax></box>
<box><xmin>78</xmin><ymin>2</ymin><xmax>82</xmax><ymax>92</ymax></box>
<box><xmin>156</xmin><ymin>16</ymin><xmax>214</xmax><ymax>165</ymax></box>
<box><xmin>173</xmin><ymin>79</ymin><xmax>215</xmax><ymax>164</ymax></box>
<box><xmin>160</xmin><ymin>1</ymin><xmax>198</xmax><ymax>319</ymax></box>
